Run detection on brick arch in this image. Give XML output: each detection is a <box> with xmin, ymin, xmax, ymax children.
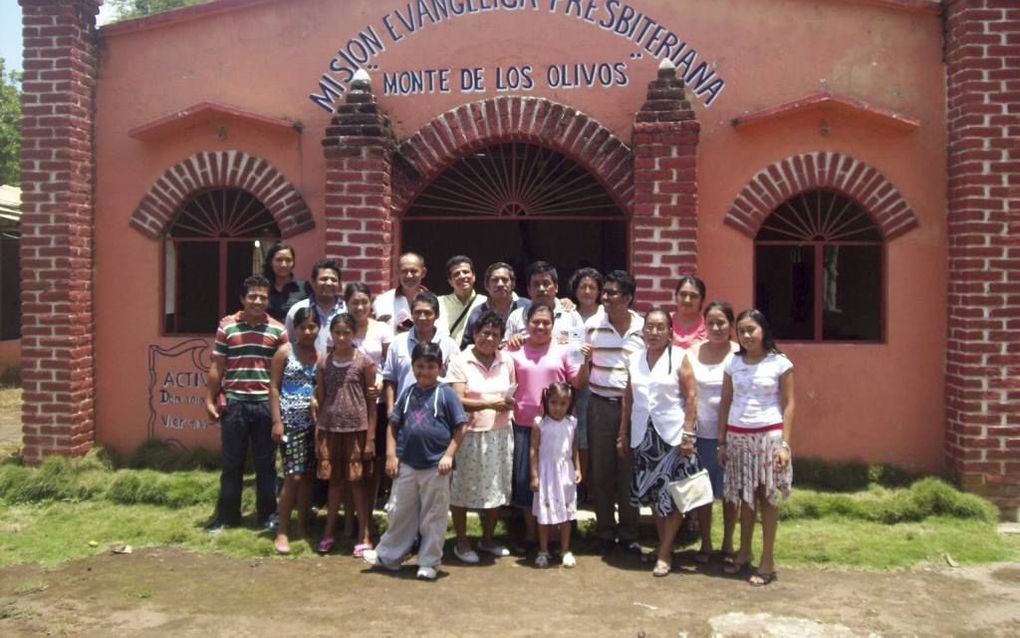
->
<box><xmin>724</xmin><ymin>152</ymin><xmax>919</xmax><ymax>240</ymax></box>
<box><xmin>129</xmin><ymin>150</ymin><xmax>315</xmax><ymax>239</ymax></box>
<box><xmin>393</xmin><ymin>97</ymin><xmax>633</xmax><ymax>213</ymax></box>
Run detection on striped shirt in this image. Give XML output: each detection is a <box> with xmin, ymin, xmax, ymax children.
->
<box><xmin>585</xmin><ymin>310</ymin><xmax>644</xmax><ymax>399</ymax></box>
<box><xmin>213</xmin><ymin>312</ymin><xmax>289</xmax><ymax>402</ymax></box>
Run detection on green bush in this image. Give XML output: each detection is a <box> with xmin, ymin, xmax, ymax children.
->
<box><xmin>0</xmin><ymin>464</ymin><xmax>31</xmax><ymax>499</ymax></box>
<box><xmin>780</xmin><ymin>478</ymin><xmax>998</xmax><ymax>524</ymax></box>
<box><xmin>909</xmin><ymin>477</ymin><xmax>998</xmax><ymax>523</ymax></box>
<box><xmin>1</xmin><ymin>456</ymin><xmax>104</xmax><ymax>503</ymax></box>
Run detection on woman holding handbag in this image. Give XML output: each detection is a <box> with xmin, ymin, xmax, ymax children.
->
<box><xmin>718</xmin><ymin>309</ymin><xmax>794</xmax><ymax>587</ymax></box>
<box><xmin>621</xmin><ymin>308</ymin><xmax>700</xmax><ymax>577</ymax></box>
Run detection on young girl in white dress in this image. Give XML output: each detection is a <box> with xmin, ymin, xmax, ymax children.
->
<box><xmin>529</xmin><ymin>382</ymin><xmax>581</xmax><ymax>568</ymax></box>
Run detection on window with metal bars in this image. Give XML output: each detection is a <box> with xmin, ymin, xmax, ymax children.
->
<box><xmin>754</xmin><ymin>189</ymin><xmax>884</xmax><ymax>342</ymax></box>
<box><xmin>163</xmin><ymin>188</ymin><xmax>280</xmax><ymax>334</ymax></box>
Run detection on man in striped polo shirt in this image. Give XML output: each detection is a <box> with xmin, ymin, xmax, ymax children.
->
<box><xmin>585</xmin><ymin>270</ymin><xmax>645</xmax><ymax>555</ymax></box>
<box><xmin>204</xmin><ymin>274</ymin><xmax>289</xmax><ymax>532</ymax></box>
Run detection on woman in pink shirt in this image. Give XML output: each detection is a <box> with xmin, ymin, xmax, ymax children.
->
<box><xmin>447</xmin><ymin>311</ymin><xmax>517</xmax><ymax>562</ymax></box>
<box><xmin>509</xmin><ymin>303</ymin><xmax>590</xmax><ymax>549</ymax></box>
<box><xmin>672</xmin><ymin>275</ymin><xmax>708</xmax><ymax>349</ymax></box>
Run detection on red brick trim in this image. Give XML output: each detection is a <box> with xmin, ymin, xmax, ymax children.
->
<box><xmin>129</xmin><ymin>150</ymin><xmax>314</xmax><ymax>239</ymax></box>
<box><xmin>394</xmin><ymin>97</ymin><xmax>633</xmax><ymax>213</ymax></box>
<box><xmin>724</xmin><ymin>152</ymin><xmax>919</xmax><ymax>240</ymax></box>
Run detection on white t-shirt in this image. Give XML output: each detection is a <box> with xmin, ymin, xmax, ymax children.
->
<box><xmin>723</xmin><ymin>352</ymin><xmax>793</xmax><ymax>428</ymax></box>
<box><xmin>690</xmin><ymin>347</ymin><xmax>735</xmax><ymax>439</ymax></box>
<box><xmin>372</xmin><ymin>288</ymin><xmax>412</xmax><ymax>331</ymax></box>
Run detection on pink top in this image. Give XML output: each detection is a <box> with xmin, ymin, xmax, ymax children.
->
<box><xmin>446</xmin><ymin>347</ymin><xmax>517</xmax><ymax>432</ymax></box>
<box><xmin>509</xmin><ymin>342</ymin><xmax>579</xmax><ymax>427</ymax></box>
<box><xmin>672</xmin><ymin>314</ymin><xmax>707</xmax><ymax>349</ymax></box>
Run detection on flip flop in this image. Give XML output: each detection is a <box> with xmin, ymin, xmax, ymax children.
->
<box><xmin>749</xmin><ymin>570</ymin><xmax>778</xmax><ymax>587</ymax></box>
<box><xmin>274</xmin><ymin>537</ymin><xmax>291</xmax><ymax>555</ymax></box>
<box><xmin>353</xmin><ymin>543</ymin><xmax>372</xmax><ymax>558</ymax></box>
<box><xmin>724</xmin><ymin>556</ymin><xmax>753</xmax><ymax>576</ymax></box>
<box><xmin>652</xmin><ymin>559</ymin><xmax>671</xmax><ymax>577</ymax></box>
<box><xmin>317</xmin><ymin>537</ymin><xmax>335</xmax><ymax>554</ymax></box>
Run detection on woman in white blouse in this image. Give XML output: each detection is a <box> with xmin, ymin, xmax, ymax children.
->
<box><xmin>621</xmin><ymin>308</ymin><xmax>699</xmax><ymax>577</ymax></box>
<box><xmin>719</xmin><ymin>309</ymin><xmax>795</xmax><ymax>587</ymax></box>
<box><xmin>688</xmin><ymin>301</ymin><xmax>740</xmax><ymax>566</ymax></box>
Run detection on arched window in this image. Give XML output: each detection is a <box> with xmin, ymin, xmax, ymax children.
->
<box><xmin>163</xmin><ymin>188</ymin><xmax>280</xmax><ymax>334</ymax></box>
<box><xmin>754</xmin><ymin>190</ymin><xmax>883</xmax><ymax>342</ymax></box>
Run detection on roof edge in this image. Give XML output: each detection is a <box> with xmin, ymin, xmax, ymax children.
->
<box><xmin>101</xmin><ymin>0</ymin><xmax>278</xmax><ymax>37</ymax></box>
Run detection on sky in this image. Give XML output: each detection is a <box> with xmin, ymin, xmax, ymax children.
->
<box><xmin>1</xmin><ymin>2</ymin><xmax>119</xmax><ymax>75</ymax></box>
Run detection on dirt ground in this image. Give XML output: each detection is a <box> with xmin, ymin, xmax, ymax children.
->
<box><xmin>1</xmin><ymin>546</ymin><xmax>1018</xmax><ymax>636</ymax></box>
<box><xmin>1</xmin><ymin>391</ymin><xmax>1018</xmax><ymax>636</ymax></box>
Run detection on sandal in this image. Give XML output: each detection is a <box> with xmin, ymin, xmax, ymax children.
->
<box><xmin>274</xmin><ymin>536</ymin><xmax>291</xmax><ymax>555</ymax></box>
<box><xmin>534</xmin><ymin>551</ymin><xmax>550</xmax><ymax>568</ymax></box>
<box><xmin>652</xmin><ymin>559</ymin><xmax>671</xmax><ymax>577</ymax></box>
<box><xmin>694</xmin><ymin>549</ymin><xmax>712</xmax><ymax>565</ymax></box>
<box><xmin>749</xmin><ymin>570</ymin><xmax>778</xmax><ymax>587</ymax></box>
<box><xmin>353</xmin><ymin>543</ymin><xmax>372</xmax><ymax>558</ymax></box>
<box><xmin>317</xmin><ymin>537</ymin><xmax>335</xmax><ymax>554</ymax></box>
<box><xmin>723</xmin><ymin>555</ymin><xmax>753</xmax><ymax>576</ymax></box>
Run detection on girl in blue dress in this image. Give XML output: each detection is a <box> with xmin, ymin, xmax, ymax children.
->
<box><xmin>269</xmin><ymin>306</ymin><xmax>321</xmax><ymax>554</ymax></box>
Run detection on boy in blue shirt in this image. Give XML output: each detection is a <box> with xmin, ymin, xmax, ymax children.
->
<box><xmin>363</xmin><ymin>342</ymin><xmax>467</xmax><ymax>580</ymax></box>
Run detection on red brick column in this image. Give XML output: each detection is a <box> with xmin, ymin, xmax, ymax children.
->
<box><xmin>322</xmin><ymin>72</ymin><xmax>396</xmax><ymax>292</ymax></box>
<box><xmin>631</xmin><ymin>61</ymin><xmax>699</xmax><ymax>308</ymax></box>
<box><xmin>944</xmin><ymin>0</ymin><xmax>1020</xmax><ymax>519</ymax></box>
<box><xmin>18</xmin><ymin>0</ymin><xmax>101</xmax><ymax>463</ymax></box>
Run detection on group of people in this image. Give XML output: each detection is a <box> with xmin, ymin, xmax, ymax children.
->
<box><xmin>204</xmin><ymin>243</ymin><xmax>795</xmax><ymax>585</ymax></box>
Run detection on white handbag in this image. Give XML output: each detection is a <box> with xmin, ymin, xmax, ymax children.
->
<box><xmin>668</xmin><ymin>469</ymin><xmax>714</xmax><ymax>513</ymax></box>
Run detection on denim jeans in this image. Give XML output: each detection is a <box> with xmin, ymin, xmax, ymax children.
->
<box><xmin>216</xmin><ymin>400</ymin><xmax>277</xmax><ymax>526</ymax></box>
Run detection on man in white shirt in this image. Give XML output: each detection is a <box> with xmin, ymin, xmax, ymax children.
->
<box><xmin>373</xmin><ymin>252</ymin><xmax>427</xmax><ymax>333</ymax></box>
<box><xmin>504</xmin><ymin>260</ymin><xmax>583</xmax><ymax>348</ymax></box>
<box><xmin>585</xmin><ymin>270</ymin><xmax>645</xmax><ymax>555</ymax></box>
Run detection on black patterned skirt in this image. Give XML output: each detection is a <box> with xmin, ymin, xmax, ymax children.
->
<box><xmin>629</xmin><ymin>421</ymin><xmax>701</xmax><ymax>517</ymax></box>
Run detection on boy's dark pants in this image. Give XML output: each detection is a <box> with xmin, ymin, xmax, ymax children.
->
<box><xmin>216</xmin><ymin>400</ymin><xmax>277</xmax><ymax>526</ymax></box>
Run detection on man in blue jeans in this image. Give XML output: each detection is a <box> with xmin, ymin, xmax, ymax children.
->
<box><xmin>204</xmin><ymin>274</ymin><xmax>289</xmax><ymax>531</ymax></box>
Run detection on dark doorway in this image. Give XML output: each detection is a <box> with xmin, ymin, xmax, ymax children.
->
<box><xmin>400</xmin><ymin>142</ymin><xmax>628</xmax><ymax>294</ymax></box>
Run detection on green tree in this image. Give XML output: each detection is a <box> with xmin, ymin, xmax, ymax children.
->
<box><xmin>110</xmin><ymin>0</ymin><xmax>213</xmax><ymax>20</ymax></box>
<box><xmin>0</xmin><ymin>59</ymin><xmax>21</xmax><ymax>186</ymax></box>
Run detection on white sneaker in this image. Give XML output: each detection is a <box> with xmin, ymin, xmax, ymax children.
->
<box><xmin>416</xmin><ymin>565</ymin><xmax>438</xmax><ymax>580</ymax></box>
<box><xmin>362</xmin><ymin>549</ymin><xmax>400</xmax><ymax>571</ymax></box>
<box><xmin>535</xmin><ymin>552</ymin><xmax>550</xmax><ymax>568</ymax></box>
<box><xmin>561</xmin><ymin>551</ymin><xmax>576</xmax><ymax>568</ymax></box>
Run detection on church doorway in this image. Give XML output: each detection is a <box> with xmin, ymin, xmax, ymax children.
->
<box><xmin>400</xmin><ymin>141</ymin><xmax>628</xmax><ymax>294</ymax></box>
